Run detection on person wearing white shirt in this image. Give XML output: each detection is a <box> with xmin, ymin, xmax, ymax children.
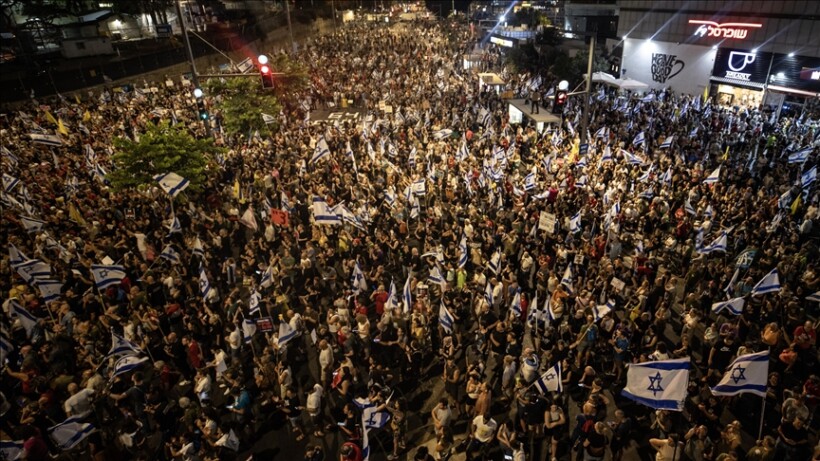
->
<box><xmin>318</xmin><ymin>339</ymin><xmax>334</xmax><ymax>386</ymax></box>
<box><xmin>63</xmin><ymin>383</ymin><xmax>95</xmax><ymax>417</ymax></box>
<box><xmin>194</xmin><ymin>369</ymin><xmax>212</xmax><ymax>404</ymax></box>
<box><xmin>467</xmin><ymin>412</ymin><xmax>498</xmax><ymax>458</ymax></box>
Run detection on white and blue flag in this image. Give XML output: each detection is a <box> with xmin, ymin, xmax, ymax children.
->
<box><xmin>806</xmin><ymin>291</ymin><xmax>820</xmax><ymax>302</ymax></box>
<box><xmin>352</xmin><ymin>261</ymin><xmax>368</xmax><ymax>294</ymax></box>
<box><xmin>484</xmin><ymin>281</ymin><xmax>494</xmax><ymax>307</ymax></box>
<box><xmin>11</xmin><ymin>300</ymin><xmax>38</xmax><ymax>337</ymax></box>
<box><xmin>311</xmin><ymin>136</ymin><xmax>331</xmax><ymax>164</ymax></box>
<box><xmin>659</xmin><ymin>136</ymin><xmax>674</xmax><ymax>149</ymax></box>
<box><xmin>48</xmin><ymin>416</ymin><xmax>96</xmax><ymax>450</ymax></box>
<box><xmin>593</xmin><ymin>299</ymin><xmax>615</xmax><ymax>321</ymax></box>
<box><xmin>621</xmin><ymin>357</ymin><xmax>690</xmax><ymax>411</ymax></box>
<box><xmin>533</xmin><ymin>362</ymin><xmax>562</xmax><ymax>394</ymax></box>
<box><xmin>698</xmin><ymin>232</ymin><xmax>728</xmax><ymax>254</ymax></box>
<box><xmin>154</xmin><ymin>172</ymin><xmax>190</xmax><ymax>198</ymax></box>
<box><xmin>438</xmin><ymin>301</ymin><xmax>455</xmax><ymax>334</ymax></box>
<box><xmin>106</xmin><ymin>330</ymin><xmax>143</xmax><ymax>358</ymax></box>
<box><xmin>91</xmin><ymin>264</ymin><xmax>126</xmax><ymax>289</ymax></box>
<box><xmin>569</xmin><ymin>212</ymin><xmax>581</xmax><ymax>233</ymax></box>
<box><xmin>428</xmin><ymin>264</ymin><xmax>446</xmax><ymax>286</ymax></box>
<box><xmin>632</xmin><ymin>131</ymin><xmax>645</xmax><ymax>147</ymax></box>
<box><xmin>159</xmin><ymin>245</ymin><xmax>181</xmax><ymax>264</ymax></box>
<box><xmin>242</xmin><ymin>318</ymin><xmax>257</xmax><ymax>344</ymax></box>
<box><xmin>2</xmin><ymin>173</ymin><xmax>19</xmax><ymax>193</ymax></box>
<box><xmin>20</xmin><ymin>216</ymin><xmax>46</xmax><ymax>233</ymax></box>
<box><xmin>488</xmin><ymin>249</ymin><xmax>501</xmax><ymax>275</ymax></box>
<box><xmin>802</xmin><ymin>165</ymin><xmax>817</xmax><ymax>189</ymax></box>
<box><xmin>167</xmin><ymin>215</ymin><xmax>181</xmax><ymax>235</ymax></box>
<box><xmin>36</xmin><ymin>279</ymin><xmax>63</xmax><ymax>304</ymax></box>
<box><xmin>199</xmin><ymin>265</ymin><xmax>212</xmax><ymax>301</ymax></box>
<box><xmin>787</xmin><ymin>147</ymin><xmax>812</xmax><ymax>164</ymax></box>
<box><xmin>703</xmin><ymin>165</ymin><xmax>721</xmax><ymax>184</ymax></box>
<box><xmin>710</xmin><ymin>350</ymin><xmax>769</xmax><ymax>397</ymax></box>
<box><xmin>458</xmin><ymin>234</ymin><xmax>468</xmax><ymax>269</ymax></box>
<box><xmin>510</xmin><ymin>289</ymin><xmax>522</xmax><ymax>317</ymax></box>
<box><xmin>249</xmin><ymin>291</ymin><xmax>261</xmax><ymax>315</ymax></box>
<box><xmin>0</xmin><ymin>440</ymin><xmax>24</xmax><ymax>460</ymax></box>
<box><xmin>278</xmin><ymin>321</ymin><xmax>298</xmax><ymax>347</ymax></box>
<box><xmin>111</xmin><ymin>355</ymin><xmax>149</xmax><ymax>379</ymax></box>
<box><xmin>751</xmin><ymin>268</ymin><xmax>780</xmax><ymax>295</ymax></box>
<box><xmin>403</xmin><ymin>273</ymin><xmax>413</xmax><ymax>314</ymax></box>
<box><xmin>524</xmin><ymin>172</ymin><xmax>537</xmax><ymax>191</ymax></box>
<box><xmin>312</xmin><ymin>196</ymin><xmax>341</xmax><ymax>225</ymax></box>
<box><xmin>560</xmin><ymin>264</ymin><xmax>573</xmax><ymax>293</ymax></box>
<box><xmin>711</xmin><ymin>297</ymin><xmax>745</xmax><ymax>316</ymax></box>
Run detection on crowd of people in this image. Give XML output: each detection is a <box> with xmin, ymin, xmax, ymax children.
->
<box><xmin>1</xmin><ymin>12</ymin><xmax>820</xmax><ymax>461</ymax></box>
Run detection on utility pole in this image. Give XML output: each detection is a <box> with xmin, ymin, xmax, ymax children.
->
<box><xmin>332</xmin><ymin>0</ymin><xmax>337</xmax><ymax>35</ymax></box>
<box><xmin>283</xmin><ymin>0</ymin><xmax>295</xmax><ymax>53</ymax></box>
<box><xmin>579</xmin><ymin>33</ymin><xmax>595</xmax><ymax>148</ymax></box>
<box><xmin>175</xmin><ymin>0</ymin><xmax>211</xmax><ymax>136</ymax></box>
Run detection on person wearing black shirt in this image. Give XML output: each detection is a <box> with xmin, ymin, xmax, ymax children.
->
<box><xmin>283</xmin><ymin>387</ymin><xmax>306</xmax><ymax>441</ymax></box>
<box><xmin>774</xmin><ymin>416</ymin><xmax>809</xmax><ymax>461</ymax></box>
<box><xmin>707</xmin><ymin>335</ymin><xmax>738</xmax><ymax>381</ymax></box>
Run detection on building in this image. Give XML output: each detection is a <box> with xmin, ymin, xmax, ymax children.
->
<box><xmin>615</xmin><ymin>0</ymin><xmax>820</xmax><ymax>113</ymax></box>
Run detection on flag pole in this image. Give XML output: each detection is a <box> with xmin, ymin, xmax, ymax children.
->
<box><xmin>758</xmin><ymin>394</ymin><xmax>767</xmax><ymax>440</ymax></box>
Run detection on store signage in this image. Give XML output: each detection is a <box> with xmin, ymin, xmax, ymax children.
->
<box><xmin>799</xmin><ymin>67</ymin><xmax>820</xmax><ymax>81</ymax></box>
<box><xmin>689</xmin><ymin>20</ymin><xmax>762</xmax><ymax>40</ymax></box>
<box><xmin>490</xmin><ymin>36</ymin><xmax>514</xmax><ymax>48</ymax></box>
<box><xmin>713</xmin><ymin>48</ymin><xmax>772</xmax><ymax>85</ymax></box>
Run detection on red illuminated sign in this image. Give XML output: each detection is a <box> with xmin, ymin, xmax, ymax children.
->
<box><xmin>689</xmin><ymin>20</ymin><xmax>762</xmax><ymax>40</ymax></box>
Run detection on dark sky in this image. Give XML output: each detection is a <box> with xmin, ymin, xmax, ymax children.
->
<box><xmin>425</xmin><ymin>0</ymin><xmax>473</xmax><ymax>16</ymax></box>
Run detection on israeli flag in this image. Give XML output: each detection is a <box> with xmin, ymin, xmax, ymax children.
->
<box><xmin>439</xmin><ymin>301</ymin><xmax>455</xmax><ymax>333</ymax></box>
<box><xmin>106</xmin><ymin>330</ymin><xmax>143</xmax><ymax>358</ymax></box>
<box><xmin>386</xmin><ymin>279</ymin><xmax>400</xmax><ymax>312</ymax></box>
<box><xmin>20</xmin><ymin>216</ymin><xmax>46</xmax><ymax>233</ymax></box>
<box><xmin>546</xmin><ymin>293</ymin><xmax>559</xmax><ymax>323</ymax></box>
<box><xmin>637</xmin><ymin>165</ymin><xmax>653</xmax><ymax>182</ymax></box>
<box><xmin>711</xmin><ymin>296</ymin><xmax>745</xmax><ymax>315</ymax></box>
<box><xmin>711</xmin><ymin>350</ymin><xmax>769</xmax><ymax>397</ymax></box>
<box><xmin>167</xmin><ymin>215</ymin><xmax>181</xmax><ymax>235</ymax></box>
<box><xmin>751</xmin><ymin>268</ymin><xmax>780</xmax><ymax>296</ymax></box>
<box><xmin>533</xmin><ymin>362</ymin><xmax>563</xmax><ymax>394</ymax></box>
<box><xmin>311</xmin><ymin>136</ymin><xmax>331</xmax><ymax>164</ymax></box>
<box><xmin>510</xmin><ymin>289</ymin><xmax>522</xmax><ymax>317</ymax></box>
<box><xmin>698</xmin><ymin>232</ymin><xmax>728</xmax><ymax>254</ymax></box>
<box><xmin>569</xmin><ymin>212</ymin><xmax>581</xmax><ymax>233</ymax></box>
<box><xmin>15</xmin><ymin>258</ymin><xmax>51</xmax><ymax>283</ymax></box>
<box><xmin>154</xmin><ymin>172</ymin><xmax>190</xmax><ymax>198</ymax></box>
<box><xmin>428</xmin><ymin>265</ymin><xmax>446</xmax><ymax>286</ymax></box>
<box><xmin>561</xmin><ymin>264</ymin><xmax>573</xmax><ymax>293</ymax></box>
<box><xmin>11</xmin><ymin>300</ymin><xmax>38</xmax><ymax>337</ymax></box>
<box><xmin>528</xmin><ymin>292</ymin><xmax>539</xmax><ymax>324</ymax></box>
<box><xmin>159</xmin><ymin>245</ymin><xmax>181</xmax><ymax>264</ymax></box>
<box><xmin>659</xmin><ymin>136</ymin><xmax>674</xmax><ymax>149</ymax></box>
<box><xmin>488</xmin><ymin>249</ymin><xmax>501</xmax><ymax>274</ymax></box>
<box><xmin>458</xmin><ymin>234</ymin><xmax>468</xmax><ymax>269</ymax></box>
<box><xmin>576</xmin><ymin>157</ymin><xmax>588</xmax><ymax>168</ymax></box>
<box><xmin>112</xmin><ymin>355</ymin><xmax>149</xmax><ymax>379</ymax></box>
<box><xmin>600</xmin><ymin>145</ymin><xmax>613</xmax><ymax>163</ymax></box>
<box><xmin>410</xmin><ymin>196</ymin><xmax>420</xmax><ymax>219</ymax></box>
<box><xmin>403</xmin><ymin>273</ymin><xmax>413</xmax><ymax>314</ymax></box>
<box><xmin>433</xmin><ymin>129</ymin><xmax>453</xmax><ymax>140</ymax></box>
<box><xmin>684</xmin><ymin>200</ymin><xmax>697</xmax><ymax>215</ymax></box>
<box><xmin>36</xmin><ymin>279</ymin><xmax>63</xmax><ymax>304</ymax></box>
<box><xmin>199</xmin><ymin>265</ymin><xmax>212</xmax><ymax>301</ymax></box>
<box><xmin>802</xmin><ymin>165</ymin><xmax>817</xmax><ymax>188</ymax></box>
<box><xmin>0</xmin><ymin>440</ymin><xmax>24</xmax><ymax>460</ymax></box>
<box><xmin>593</xmin><ymin>299</ymin><xmax>615</xmax><ymax>321</ymax></box>
<box><xmin>277</xmin><ymin>320</ymin><xmax>298</xmax><ymax>347</ymax></box>
<box><xmin>787</xmin><ymin>147</ymin><xmax>812</xmax><ymax>164</ymax></box>
<box><xmin>632</xmin><ymin>131</ymin><xmax>645</xmax><ymax>147</ymax></box>
<box><xmin>661</xmin><ymin>167</ymin><xmax>672</xmax><ymax>184</ymax></box>
<box><xmin>91</xmin><ymin>264</ymin><xmax>126</xmax><ymax>289</ymax></box>
<box><xmin>352</xmin><ymin>261</ymin><xmax>368</xmax><ymax>294</ymax></box>
<box><xmin>408</xmin><ymin>146</ymin><xmax>417</xmax><ymax>169</ymax></box>
<box><xmin>807</xmin><ymin>291</ymin><xmax>820</xmax><ymax>302</ymax></box>
<box><xmin>192</xmin><ymin>237</ymin><xmax>205</xmax><ymax>258</ymax></box>
<box><xmin>576</xmin><ymin>175</ymin><xmax>588</xmax><ymax>187</ymax></box>
<box><xmin>249</xmin><ymin>291</ymin><xmax>261</xmax><ymax>315</ymax></box>
<box><xmin>384</xmin><ymin>188</ymin><xmax>396</xmax><ymax>208</ymax></box>
<box><xmin>703</xmin><ymin>165</ymin><xmax>721</xmax><ymax>184</ymax></box>
<box><xmin>524</xmin><ymin>172</ymin><xmax>537</xmax><ymax>191</ymax></box>
<box><xmin>29</xmin><ymin>133</ymin><xmax>63</xmax><ymax>147</ymax></box>
<box><xmin>280</xmin><ymin>191</ymin><xmax>293</xmax><ymax>212</ymax></box>
<box><xmin>2</xmin><ymin>173</ymin><xmax>19</xmax><ymax>193</ymax></box>
<box><xmin>48</xmin><ymin>416</ymin><xmax>96</xmax><ymax>450</ymax></box>
<box><xmin>412</xmin><ymin>178</ymin><xmax>427</xmax><ymax>196</ymax></box>
<box><xmin>621</xmin><ymin>357</ymin><xmax>690</xmax><ymax>411</ymax></box>
<box><xmin>241</xmin><ymin>318</ymin><xmax>257</xmax><ymax>344</ymax></box>
<box><xmin>456</xmin><ymin>140</ymin><xmax>469</xmax><ymax>162</ymax></box>
<box><xmin>312</xmin><ymin>196</ymin><xmax>342</xmax><ymax>225</ymax></box>
<box><xmin>621</xmin><ymin>149</ymin><xmax>644</xmax><ymax>165</ymax></box>
<box><xmin>484</xmin><ymin>281</ymin><xmax>494</xmax><ymax>307</ymax></box>
<box><xmin>594</xmin><ymin>126</ymin><xmax>607</xmax><ymax>139</ymax></box>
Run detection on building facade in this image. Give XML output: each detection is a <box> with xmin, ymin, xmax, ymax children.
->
<box><xmin>615</xmin><ymin>0</ymin><xmax>820</xmax><ymax>112</ymax></box>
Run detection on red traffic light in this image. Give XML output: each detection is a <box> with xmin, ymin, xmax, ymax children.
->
<box><xmin>260</xmin><ymin>65</ymin><xmax>271</xmax><ymax>74</ymax></box>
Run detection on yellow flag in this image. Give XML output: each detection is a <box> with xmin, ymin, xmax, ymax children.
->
<box><xmin>45</xmin><ymin>111</ymin><xmax>58</xmax><ymax>126</ymax></box>
<box><xmin>83</xmin><ymin>110</ymin><xmax>91</xmax><ymax>122</ymax></box>
<box><xmin>703</xmin><ymin>85</ymin><xmax>709</xmax><ymax>101</ymax></box>
<box><xmin>232</xmin><ymin>180</ymin><xmax>240</xmax><ymax>199</ymax></box>
<box><xmin>74</xmin><ymin>94</ymin><xmax>81</xmax><ymax>104</ymax></box>
<box><xmin>57</xmin><ymin>118</ymin><xmax>69</xmax><ymax>136</ymax></box>
<box><xmin>722</xmin><ymin>145</ymin><xmax>729</xmax><ymax>161</ymax></box>
<box><xmin>791</xmin><ymin>194</ymin><xmax>802</xmax><ymax>215</ymax></box>
<box><xmin>68</xmin><ymin>203</ymin><xmax>87</xmax><ymax>227</ymax></box>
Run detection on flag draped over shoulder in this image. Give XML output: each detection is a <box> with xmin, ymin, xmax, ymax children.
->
<box><xmin>621</xmin><ymin>358</ymin><xmax>690</xmax><ymax>411</ymax></box>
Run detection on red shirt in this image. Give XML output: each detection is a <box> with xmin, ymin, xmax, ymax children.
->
<box><xmin>794</xmin><ymin>326</ymin><xmax>816</xmax><ymax>350</ymax></box>
<box><xmin>187</xmin><ymin>340</ymin><xmax>203</xmax><ymax>369</ymax></box>
<box><xmin>340</xmin><ymin>442</ymin><xmax>363</xmax><ymax>461</ymax></box>
<box><xmin>373</xmin><ymin>291</ymin><xmax>388</xmax><ymax>315</ymax></box>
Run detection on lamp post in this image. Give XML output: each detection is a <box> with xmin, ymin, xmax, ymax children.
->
<box><xmin>579</xmin><ymin>33</ymin><xmax>595</xmax><ymax>148</ymax></box>
<box><xmin>283</xmin><ymin>0</ymin><xmax>295</xmax><ymax>53</ymax></box>
<box><xmin>174</xmin><ymin>0</ymin><xmax>211</xmax><ymax>136</ymax></box>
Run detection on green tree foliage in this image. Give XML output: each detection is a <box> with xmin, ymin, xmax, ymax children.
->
<box><xmin>266</xmin><ymin>52</ymin><xmax>310</xmax><ymax>106</ymax></box>
<box><xmin>108</xmin><ymin>121</ymin><xmax>220</xmax><ymax>194</ymax></box>
<box><xmin>205</xmin><ymin>77</ymin><xmax>281</xmax><ymax>137</ymax></box>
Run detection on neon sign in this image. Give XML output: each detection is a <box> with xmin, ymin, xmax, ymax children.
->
<box><xmin>689</xmin><ymin>20</ymin><xmax>762</xmax><ymax>40</ymax></box>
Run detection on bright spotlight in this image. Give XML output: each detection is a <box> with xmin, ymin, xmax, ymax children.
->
<box><xmin>788</xmin><ymin>52</ymin><xmax>795</xmax><ymax>57</ymax></box>
<box><xmin>257</xmin><ymin>54</ymin><xmax>268</xmax><ymax>65</ymax></box>
<box><xmin>193</xmin><ymin>88</ymin><xmax>203</xmax><ymax>98</ymax></box>
<box><xmin>751</xmin><ymin>48</ymin><xmax>758</xmax><ymax>54</ymax></box>
<box><xmin>558</xmin><ymin>80</ymin><xmax>569</xmax><ymax>91</ymax></box>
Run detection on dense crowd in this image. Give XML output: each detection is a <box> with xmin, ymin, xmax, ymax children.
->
<box><xmin>1</xmin><ymin>14</ymin><xmax>820</xmax><ymax>461</ymax></box>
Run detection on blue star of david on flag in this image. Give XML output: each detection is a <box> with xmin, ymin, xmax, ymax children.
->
<box><xmin>647</xmin><ymin>372</ymin><xmax>664</xmax><ymax>396</ymax></box>
<box><xmin>729</xmin><ymin>365</ymin><xmax>746</xmax><ymax>384</ymax></box>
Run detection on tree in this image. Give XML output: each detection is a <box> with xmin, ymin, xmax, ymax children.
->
<box><xmin>205</xmin><ymin>77</ymin><xmax>281</xmax><ymax>138</ymax></box>
<box><xmin>108</xmin><ymin>121</ymin><xmax>220</xmax><ymax>194</ymax></box>
<box><xmin>266</xmin><ymin>52</ymin><xmax>309</xmax><ymax>106</ymax></box>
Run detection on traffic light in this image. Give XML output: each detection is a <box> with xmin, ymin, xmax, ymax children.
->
<box><xmin>258</xmin><ymin>54</ymin><xmax>274</xmax><ymax>89</ymax></box>
<box><xmin>552</xmin><ymin>81</ymin><xmax>568</xmax><ymax>115</ymax></box>
<box><xmin>193</xmin><ymin>88</ymin><xmax>208</xmax><ymax>120</ymax></box>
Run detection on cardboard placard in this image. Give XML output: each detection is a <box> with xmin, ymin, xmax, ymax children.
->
<box><xmin>538</xmin><ymin>212</ymin><xmax>556</xmax><ymax>233</ymax></box>
<box><xmin>610</xmin><ymin>277</ymin><xmax>625</xmax><ymax>292</ymax></box>
<box><xmin>270</xmin><ymin>209</ymin><xmax>290</xmax><ymax>227</ymax></box>
<box><xmin>256</xmin><ymin>317</ymin><xmax>274</xmax><ymax>332</ymax></box>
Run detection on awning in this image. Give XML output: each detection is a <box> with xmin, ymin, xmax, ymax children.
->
<box><xmin>710</xmin><ymin>76</ymin><xmax>764</xmax><ymax>90</ymax></box>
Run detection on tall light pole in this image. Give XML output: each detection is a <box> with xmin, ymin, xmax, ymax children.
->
<box><xmin>579</xmin><ymin>33</ymin><xmax>595</xmax><ymax>148</ymax></box>
<box><xmin>283</xmin><ymin>0</ymin><xmax>295</xmax><ymax>53</ymax></box>
<box><xmin>175</xmin><ymin>0</ymin><xmax>211</xmax><ymax>136</ymax></box>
